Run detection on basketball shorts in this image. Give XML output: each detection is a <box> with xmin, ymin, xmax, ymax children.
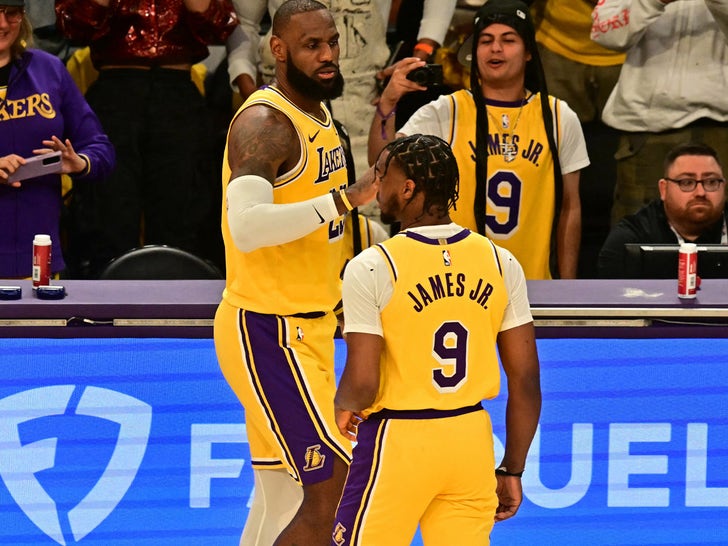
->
<box><xmin>332</xmin><ymin>406</ymin><xmax>498</xmax><ymax>546</ymax></box>
<box><xmin>214</xmin><ymin>299</ymin><xmax>352</xmax><ymax>484</ymax></box>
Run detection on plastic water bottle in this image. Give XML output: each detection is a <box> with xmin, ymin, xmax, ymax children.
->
<box><xmin>32</xmin><ymin>234</ymin><xmax>52</xmax><ymax>288</ymax></box>
<box><xmin>677</xmin><ymin>242</ymin><xmax>697</xmax><ymax>299</ymax></box>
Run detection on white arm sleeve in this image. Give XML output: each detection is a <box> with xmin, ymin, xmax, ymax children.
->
<box><xmin>226</xmin><ymin>174</ymin><xmax>340</xmax><ymax>252</ymax></box>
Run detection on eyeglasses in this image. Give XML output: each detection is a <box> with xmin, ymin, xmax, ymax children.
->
<box><xmin>0</xmin><ymin>6</ymin><xmax>24</xmax><ymax>23</ymax></box>
<box><xmin>664</xmin><ymin>177</ymin><xmax>726</xmax><ymax>192</ymax></box>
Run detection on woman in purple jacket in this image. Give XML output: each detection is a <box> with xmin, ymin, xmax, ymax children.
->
<box><xmin>0</xmin><ymin>0</ymin><xmax>114</xmax><ymax>278</ymax></box>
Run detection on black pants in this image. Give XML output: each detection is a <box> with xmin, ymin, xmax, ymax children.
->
<box><xmin>66</xmin><ymin>67</ymin><xmax>223</xmax><ymax>278</ymax></box>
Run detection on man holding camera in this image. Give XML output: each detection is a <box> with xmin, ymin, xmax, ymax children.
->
<box><xmin>369</xmin><ymin>0</ymin><xmax>589</xmax><ymax>280</ymax></box>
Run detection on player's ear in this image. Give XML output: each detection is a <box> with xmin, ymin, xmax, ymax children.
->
<box><xmin>402</xmin><ymin>179</ymin><xmax>416</xmax><ymax>198</ymax></box>
<box><xmin>270</xmin><ymin>35</ymin><xmax>286</xmax><ymax>62</ymax></box>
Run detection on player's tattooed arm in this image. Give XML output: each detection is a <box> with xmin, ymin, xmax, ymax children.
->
<box><xmin>227</xmin><ymin>105</ymin><xmax>298</xmax><ymax>184</ymax></box>
<box><xmin>224</xmin><ymin>104</ymin><xmax>341</xmax><ymax>251</ymax></box>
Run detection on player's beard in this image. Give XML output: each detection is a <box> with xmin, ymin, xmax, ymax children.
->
<box><xmin>286</xmin><ymin>52</ymin><xmax>344</xmax><ymax>102</ymax></box>
<box><xmin>380</xmin><ymin>210</ymin><xmax>398</xmax><ymax>225</ymax></box>
<box><xmin>378</xmin><ymin>193</ymin><xmax>400</xmax><ymax>225</ymax></box>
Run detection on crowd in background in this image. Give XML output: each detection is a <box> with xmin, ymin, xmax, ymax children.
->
<box><xmin>2</xmin><ymin>0</ymin><xmax>727</xmax><ymax>281</ymax></box>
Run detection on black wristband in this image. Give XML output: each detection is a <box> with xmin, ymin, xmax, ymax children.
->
<box><xmin>495</xmin><ymin>466</ymin><xmax>524</xmax><ymax>478</ymax></box>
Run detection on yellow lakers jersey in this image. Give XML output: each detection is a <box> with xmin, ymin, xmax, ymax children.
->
<box><xmin>368</xmin><ymin>229</ymin><xmax>508</xmax><ymax>415</ymax></box>
<box><xmin>221</xmin><ymin>86</ymin><xmax>349</xmax><ymax>315</ymax></box>
<box><xmin>447</xmin><ymin>89</ymin><xmax>558</xmax><ymax>279</ymax></box>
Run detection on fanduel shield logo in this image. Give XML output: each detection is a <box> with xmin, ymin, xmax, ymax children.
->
<box><xmin>0</xmin><ymin>386</ymin><xmax>152</xmax><ymax>545</ymax></box>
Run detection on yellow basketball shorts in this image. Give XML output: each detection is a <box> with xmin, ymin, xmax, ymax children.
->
<box><xmin>333</xmin><ymin>406</ymin><xmax>498</xmax><ymax>545</ymax></box>
<box><xmin>214</xmin><ymin>299</ymin><xmax>352</xmax><ymax>484</ymax></box>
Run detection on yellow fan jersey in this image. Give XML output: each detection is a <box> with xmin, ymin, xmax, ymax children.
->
<box><xmin>448</xmin><ymin>89</ymin><xmax>558</xmax><ymax>279</ymax></box>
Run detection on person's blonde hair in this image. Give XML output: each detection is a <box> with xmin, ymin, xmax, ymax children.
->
<box><xmin>10</xmin><ymin>15</ymin><xmax>33</xmax><ymax>60</ymax></box>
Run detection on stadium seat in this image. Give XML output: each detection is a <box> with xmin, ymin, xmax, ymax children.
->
<box><xmin>99</xmin><ymin>245</ymin><xmax>224</xmax><ymax>280</ymax></box>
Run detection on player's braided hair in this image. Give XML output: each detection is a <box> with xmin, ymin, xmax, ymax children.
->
<box><xmin>381</xmin><ymin>134</ymin><xmax>460</xmax><ymax>217</ymax></box>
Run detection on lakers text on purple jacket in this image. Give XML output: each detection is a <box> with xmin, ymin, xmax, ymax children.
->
<box><xmin>0</xmin><ymin>49</ymin><xmax>115</xmax><ymax>277</ymax></box>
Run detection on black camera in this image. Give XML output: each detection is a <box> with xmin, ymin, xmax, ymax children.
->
<box><xmin>406</xmin><ymin>64</ymin><xmax>444</xmax><ymax>87</ymax></box>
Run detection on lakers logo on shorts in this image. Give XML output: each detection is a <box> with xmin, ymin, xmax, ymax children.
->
<box><xmin>303</xmin><ymin>444</ymin><xmax>326</xmax><ymax>471</ymax></box>
<box><xmin>332</xmin><ymin>522</ymin><xmax>347</xmax><ymax>545</ymax></box>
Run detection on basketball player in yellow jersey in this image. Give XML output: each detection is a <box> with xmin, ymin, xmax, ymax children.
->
<box><xmin>369</xmin><ymin>0</ymin><xmax>589</xmax><ymax>280</ymax></box>
<box><xmin>213</xmin><ymin>2</ymin><xmax>377</xmax><ymax>545</ymax></box>
<box><xmin>333</xmin><ymin>135</ymin><xmax>541</xmax><ymax>545</ymax></box>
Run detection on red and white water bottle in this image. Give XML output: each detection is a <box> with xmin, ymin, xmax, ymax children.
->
<box><xmin>32</xmin><ymin>234</ymin><xmax>52</xmax><ymax>288</ymax></box>
<box><xmin>677</xmin><ymin>242</ymin><xmax>698</xmax><ymax>299</ymax></box>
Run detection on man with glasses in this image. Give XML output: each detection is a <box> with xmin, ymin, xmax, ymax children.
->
<box><xmin>598</xmin><ymin>143</ymin><xmax>727</xmax><ymax>278</ymax></box>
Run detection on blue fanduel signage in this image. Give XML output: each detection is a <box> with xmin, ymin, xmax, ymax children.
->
<box><xmin>1</xmin><ymin>337</ymin><xmax>727</xmax><ymax>545</ymax></box>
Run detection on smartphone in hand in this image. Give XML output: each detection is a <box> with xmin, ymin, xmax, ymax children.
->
<box><xmin>7</xmin><ymin>151</ymin><xmax>63</xmax><ymax>183</ymax></box>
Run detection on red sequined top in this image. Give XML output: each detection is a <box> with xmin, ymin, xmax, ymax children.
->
<box><xmin>56</xmin><ymin>0</ymin><xmax>238</xmax><ymax>68</ymax></box>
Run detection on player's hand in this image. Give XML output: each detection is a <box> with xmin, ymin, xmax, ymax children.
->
<box><xmin>0</xmin><ymin>154</ymin><xmax>25</xmax><ymax>187</ymax></box>
<box><xmin>345</xmin><ymin>164</ymin><xmax>379</xmax><ymax>208</ymax></box>
<box><xmin>494</xmin><ymin>474</ymin><xmax>523</xmax><ymax>522</ymax></box>
<box><xmin>335</xmin><ymin>407</ymin><xmax>365</xmax><ymax>441</ymax></box>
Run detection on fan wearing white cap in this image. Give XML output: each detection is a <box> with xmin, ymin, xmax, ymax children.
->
<box><xmin>368</xmin><ymin>0</ymin><xmax>590</xmax><ymax>280</ymax></box>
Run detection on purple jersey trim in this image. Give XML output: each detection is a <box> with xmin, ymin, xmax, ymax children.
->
<box><xmin>403</xmin><ymin>228</ymin><xmax>471</xmax><ymax>245</ymax></box>
<box><xmin>368</xmin><ymin>403</ymin><xmax>483</xmax><ymax>420</ymax></box>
